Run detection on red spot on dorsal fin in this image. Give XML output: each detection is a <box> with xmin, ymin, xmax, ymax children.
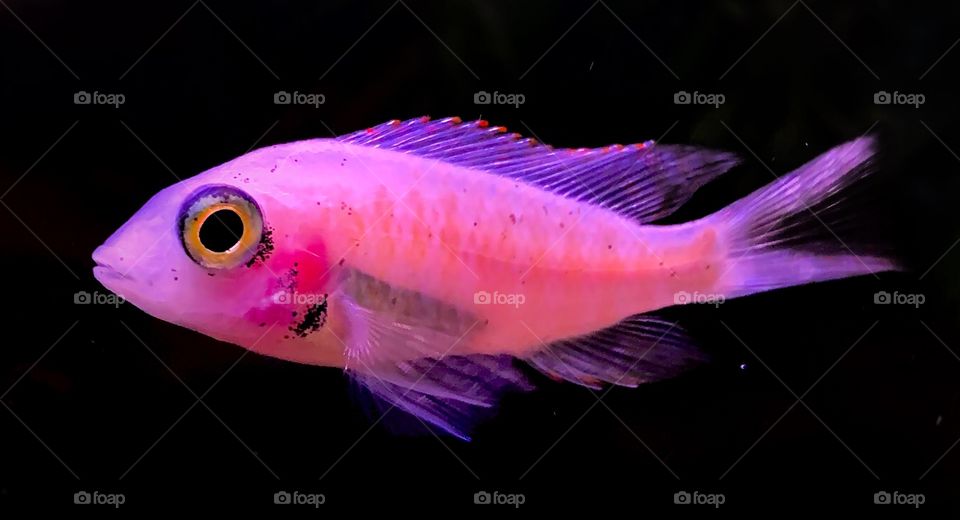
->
<box><xmin>492</xmin><ymin>126</ymin><xmax>507</xmax><ymax>133</ymax></box>
<box><xmin>478</xmin><ymin>119</ymin><xmax>489</xmax><ymax>128</ymax></box>
<box><xmin>388</xmin><ymin>119</ymin><xmax>400</xmax><ymax>127</ymax></box>
<box><xmin>419</xmin><ymin>115</ymin><xmax>430</xmax><ymax>123</ymax></box>
<box><xmin>365</xmin><ymin>127</ymin><xmax>375</xmax><ymax>134</ymax></box>
<box><xmin>450</xmin><ymin>116</ymin><xmax>462</xmax><ymax>124</ymax></box>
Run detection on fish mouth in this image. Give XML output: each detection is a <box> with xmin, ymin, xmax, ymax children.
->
<box><xmin>93</xmin><ymin>264</ymin><xmax>130</xmax><ymax>281</ymax></box>
<box><xmin>92</xmin><ymin>245</ymin><xmax>132</xmax><ymax>282</ymax></box>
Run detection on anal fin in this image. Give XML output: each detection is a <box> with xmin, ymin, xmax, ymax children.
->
<box><xmin>524</xmin><ymin>315</ymin><xmax>706</xmax><ymax>388</ymax></box>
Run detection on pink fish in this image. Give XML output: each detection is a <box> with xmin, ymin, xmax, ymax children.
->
<box><xmin>93</xmin><ymin>116</ymin><xmax>896</xmax><ymax>439</ymax></box>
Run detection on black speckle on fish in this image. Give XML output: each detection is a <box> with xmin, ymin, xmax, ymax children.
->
<box><xmin>290</xmin><ymin>295</ymin><xmax>329</xmax><ymax>338</ymax></box>
<box><xmin>245</xmin><ymin>226</ymin><xmax>275</xmax><ymax>267</ymax></box>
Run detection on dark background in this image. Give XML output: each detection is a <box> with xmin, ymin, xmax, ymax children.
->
<box><xmin>1</xmin><ymin>0</ymin><xmax>958</xmax><ymax>513</ymax></box>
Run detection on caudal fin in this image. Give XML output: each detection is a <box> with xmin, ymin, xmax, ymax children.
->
<box><xmin>710</xmin><ymin>137</ymin><xmax>899</xmax><ymax>299</ymax></box>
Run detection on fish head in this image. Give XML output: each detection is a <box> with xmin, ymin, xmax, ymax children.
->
<box><xmin>93</xmin><ymin>144</ymin><xmax>347</xmax><ymax>366</ymax></box>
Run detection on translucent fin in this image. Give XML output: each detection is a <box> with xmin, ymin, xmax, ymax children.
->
<box><xmin>710</xmin><ymin>136</ymin><xmax>900</xmax><ymax>299</ymax></box>
<box><xmin>338</xmin><ymin>116</ymin><xmax>740</xmax><ymax>223</ymax></box>
<box><xmin>334</xmin><ymin>273</ymin><xmax>531</xmax><ymax>440</ymax></box>
<box><xmin>524</xmin><ymin>315</ymin><xmax>707</xmax><ymax>389</ymax></box>
<box><xmin>351</xmin><ymin>355</ymin><xmax>530</xmax><ymax>441</ymax></box>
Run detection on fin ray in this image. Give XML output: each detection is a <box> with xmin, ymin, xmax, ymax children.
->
<box><xmin>339</xmin><ymin>116</ymin><xmax>740</xmax><ymax>223</ymax></box>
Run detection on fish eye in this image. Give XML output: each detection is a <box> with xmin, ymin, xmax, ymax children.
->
<box><xmin>178</xmin><ymin>185</ymin><xmax>263</xmax><ymax>269</ymax></box>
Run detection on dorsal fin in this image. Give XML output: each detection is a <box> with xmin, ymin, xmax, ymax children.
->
<box><xmin>338</xmin><ymin>116</ymin><xmax>740</xmax><ymax>223</ymax></box>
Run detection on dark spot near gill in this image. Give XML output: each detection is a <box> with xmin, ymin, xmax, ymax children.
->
<box><xmin>391</xmin><ymin>297</ymin><xmax>397</xmax><ymax>305</ymax></box>
<box><xmin>473</xmin><ymin>221</ymin><xmax>478</xmax><ymax>227</ymax></box>
<box><xmin>608</xmin><ymin>244</ymin><xmax>613</xmax><ymax>250</ymax></box>
<box><xmin>270</xmin><ymin>165</ymin><xmax>277</xmax><ymax>173</ymax></box>
<box><xmin>509</xmin><ymin>213</ymin><xmax>516</xmax><ymax>224</ymax></box>
<box><xmin>705</xmin><ymin>264</ymin><xmax>711</xmax><ymax>270</ymax></box>
<box><xmin>245</xmin><ymin>226</ymin><xmax>275</xmax><ymax>267</ymax></box>
<box><xmin>290</xmin><ymin>295</ymin><xmax>329</xmax><ymax>338</ymax></box>
<box><xmin>173</xmin><ymin>276</ymin><xmax>178</xmax><ymax>281</ymax></box>
<box><xmin>338</xmin><ymin>258</ymin><xmax>345</xmax><ymax>266</ymax></box>
<box><xmin>207</xmin><ymin>272</ymin><xmax>215</xmax><ymax>277</ymax></box>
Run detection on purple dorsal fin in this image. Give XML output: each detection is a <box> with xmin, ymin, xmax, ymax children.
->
<box><xmin>338</xmin><ymin>116</ymin><xmax>740</xmax><ymax>223</ymax></box>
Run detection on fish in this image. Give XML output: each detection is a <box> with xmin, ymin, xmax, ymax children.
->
<box><xmin>92</xmin><ymin>116</ymin><xmax>898</xmax><ymax>439</ymax></box>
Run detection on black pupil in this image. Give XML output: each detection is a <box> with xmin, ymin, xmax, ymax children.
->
<box><xmin>199</xmin><ymin>209</ymin><xmax>244</xmax><ymax>253</ymax></box>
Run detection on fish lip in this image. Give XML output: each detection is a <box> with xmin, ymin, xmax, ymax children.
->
<box><xmin>93</xmin><ymin>263</ymin><xmax>131</xmax><ymax>282</ymax></box>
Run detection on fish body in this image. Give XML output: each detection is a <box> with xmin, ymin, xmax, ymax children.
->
<box><xmin>94</xmin><ymin>117</ymin><xmax>896</xmax><ymax>438</ymax></box>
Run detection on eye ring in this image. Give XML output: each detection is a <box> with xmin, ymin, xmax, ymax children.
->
<box><xmin>178</xmin><ymin>185</ymin><xmax>263</xmax><ymax>269</ymax></box>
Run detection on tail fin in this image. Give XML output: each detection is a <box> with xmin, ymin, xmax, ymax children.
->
<box><xmin>710</xmin><ymin>137</ymin><xmax>899</xmax><ymax>299</ymax></box>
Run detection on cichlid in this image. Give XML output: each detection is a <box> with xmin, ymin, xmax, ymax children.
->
<box><xmin>93</xmin><ymin>116</ymin><xmax>897</xmax><ymax>439</ymax></box>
